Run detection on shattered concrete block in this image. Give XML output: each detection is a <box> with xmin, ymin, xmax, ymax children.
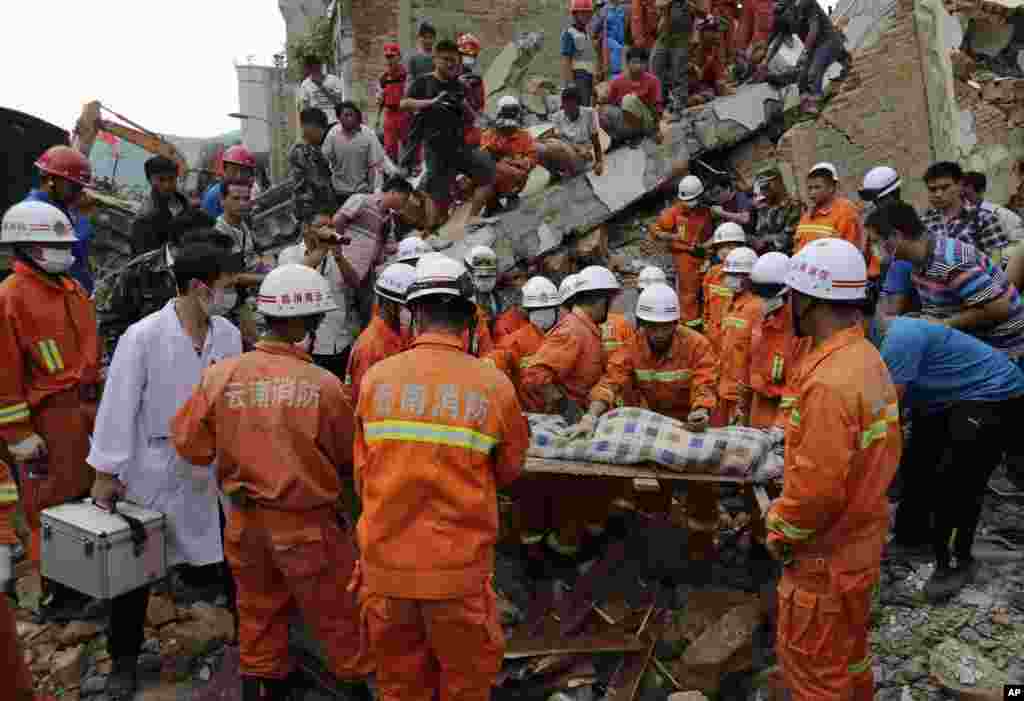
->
<box><xmin>484</xmin><ymin>32</ymin><xmax>546</xmax><ymax>103</ymax></box>
<box><xmin>667</xmin><ymin>693</ymin><xmax>711</xmax><ymax>701</ymax></box>
<box><xmin>146</xmin><ymin>594</ymin><xmax>178</xmax><ymax>627</ymax></box>
<box><xmin>52</xmin><ymin>643</ymin><xmax>86</xmax><ymax>688</ymax></box>
<box><xmin>573</xmin><ymin>224</ymin><xmax>609</xmax><ymax>262</ymax></box>
<box><xmin>929</xmin><ymin>638</ymin><xmax>1009</xmax><ymax>698</ymax></box>
<box><xmin>187</xmin><ymin>602</ymin><xmax>236</xmax><ymax>644</ymax></box>
<box><xmin>58</xmin><ymin>621</ymin><xmax>102</xmax><ymax>647</ymax></box>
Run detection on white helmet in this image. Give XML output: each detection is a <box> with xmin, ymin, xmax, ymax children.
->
<box><xmin>406</xmin><ymin>253</ymin><xmax>475</xmax><ymax>303</ymax></box>
<box><xmin>677</xmin><ymin>175</ymin><xmax>704</xmax><ymax>202</ymax></box>
<box><xmin>465</xmin><ymin>245</ymin><xmax>498</xmax><ymax>272</ymax></box>
<box><xmin>573</xmin><ymin>265</ymin><xmax>621</xmax><ymax>296</ymax></box>
<box><xmin>751</xmin><ymin>252</ymin><xmax>790</xmax><ymax>285</ymax></box>
<box><xmin>637</xmin><ymin>265</ymin><xmax>667</xmax><ymax>290</ymax></box>
<box><xmin>635</xmin><ymin>283</ymin><xmax>680</xmax><ymax>323</ymax></box>
<box><xmin>375</xmin><ymin>262</ymin><xmax>417</xmax><ymax>304</ymax></box>
<box><xmin>808</xmin><ymin>162</ymin><xmax>839</xmax><ymax>180</ymax></box>
<box><xmin>257</xmin><ymin>264</ymin><xmax>339</xmax><ymax>317</ymax></box>
<box><xmin>1</xmin><ymin>201</ymin><xmax>76</xmax><ymax>245</ymax></box>
<box><xmin>396</xmin><ymin>236</ymin><xmax>432</xmax><ymax>263</ymax></box>
<box><xmin>559</xmin><ymin>274</ymin><xmax>580</xmax><ymax>305</ymax></box>
<box><xmin>711</xmin><ymin>222</ymin><xmax>746</xmax><ymax>247</ymax></box>
<box><xmin>786</xmin><ymin>238</ymin><xmax>867</xmax><ymax>301</ymax></box>
<box><xmin>496</xmin><ymin>95</ymin><xmax>522</xmax><ymax>128</ymax></box>
<box><xmin>521</xmin><ymin>276</ymin><xmax>560</xmax><ymax>309</ymax></box>
<box><xmin>497</xmin><ymin>95</ymin><xmax>520</xmax><ymax>111</ymax></box>
<box><xmin>858</xmin><ymin>166</ymin><xmax>901</xmax><ymax>201</ymax></box>
<box><xmin>722</xmin><ymin>247</ymin><xmax>758</xmax><ymax>275</ymax></box>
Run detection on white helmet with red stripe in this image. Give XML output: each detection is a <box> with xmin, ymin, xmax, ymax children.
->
<box><xmin>1</xmin><ymin>201</ymin><xmax>76</xmax><ymax>244</ymax></box>
<box><xmin>786</xmin><ymin>238</ymin><xmax>867</xmax><ymax>301</ymax></box>
<box><xmin>257</xmin><ymin>264</ymin><xmax>339</xmax><ymax>317</ymax></box>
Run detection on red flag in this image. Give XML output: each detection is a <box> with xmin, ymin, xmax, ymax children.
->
<box><xmin>98</xmin><ymin>130</ymin><xmax>120</xmax><ymax>158</ymax></box>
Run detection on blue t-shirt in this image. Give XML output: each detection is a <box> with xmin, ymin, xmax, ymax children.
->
<box><xmin>201</xmin><ymin>182</ymin><xmax>224</xmax><ymax>219</ymax></box>
<box><xmin>882</xmin><ymin>259</ymin><xmax>914</xmax><ymax>296</ymax></box>
<box><xmin>24</xmin><ymin>190</ymin><xmax>94</xmax><ymax>293</ymax></box>
<box><xmin>877</xmin><ymin>316</ymin><xmax>1024</xmax><ymax>412</ymax></box>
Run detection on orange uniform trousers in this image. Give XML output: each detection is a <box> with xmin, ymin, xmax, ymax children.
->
<box><xmin>18</xmin><ymin>390</ymin><xmax>95</xmax><ymax>565</ymax></box>
<box><xmin>673</xmin><ymin>252</ymin><xmax>705</xmax><ymax>327</ymax></box>
<box><xmin>776</xmin><ymin>564</ymin><xmax>875</xmax><ymax>701</ymax></box>
<box><xmin>2</xmin><ymin>592</ymin><xmax>34</xmax><ymax>701</ymax></box>
<box><xmin>749</xmin><ymin>394</ymin><xmax>782</xmax><ymax>429</ymax></box>
<box><xmin>362</xmin><ymin>580</ymin><xmax>504</xmax><ymax>701</ymax></box>
<box><xmin>223</xmin><ymin>504</ymin><xmax>368</xmax><ymax>680</ymax></box>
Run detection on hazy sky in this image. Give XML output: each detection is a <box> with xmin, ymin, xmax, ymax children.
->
<box><xmin>2</xmin><ymin>1</ymin><xmax>286</xmax><ymax>138</ymax></box>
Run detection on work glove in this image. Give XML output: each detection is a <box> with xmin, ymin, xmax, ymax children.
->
<box><xmin>0</xmin><ymin>544</ymin><xmax>9</xmax><ymax>589</ymax></box>
<box><xmin>8</xmin><ymin>433</ymin><xmax>46</xmax><ymax>463</ymax></box>
<box><xmin>90</xmin><ymin>472</ymin><xmax>126</xmax><ymax>511</ymax></box>
<box><xmin>562</xmin><ymin>413</ymin><xmax>598</xmax><ymax>441</ymax></box>
<box><xmin>686</xmin><ymin>408</ymin><xmax>710</xmax><ymax>433</ymax></box>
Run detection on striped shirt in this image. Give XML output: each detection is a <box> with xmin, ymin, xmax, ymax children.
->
<box><xmin>921</xmin><ymin>204</ymin><xmax>1010</xmax><ymax>262</ymax></box>
<box><xmin>911</xmin><ymin>235</ymin><xmax>1024</xmax><ymax>357</ymax></box>
<box><xmin>332</xmin><ymin>193</ymin><xmax>394</xmax><ymax>284</ymax></box>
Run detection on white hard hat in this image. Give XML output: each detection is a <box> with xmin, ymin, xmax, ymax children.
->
<box><xmin>809</xmin><ymin>162</ymin><xmax>839</xmax><ymax>180</ymax></box>
<box><xmin>750</xmin><ymin>251</ymin><xmax>790</xmax><ymax>285</ymax></box>
<box><xmin>497</xmin><ymin>95</ymin><xmax>520</xmax><ymax>111</ymax></box>
<box><xmin>521</xmin><ymin>276</ymin><xmax>560</xmax><ymax>309</ymax></box>
<box><xmin>559</xmin><ymin>274</ymin><xmax>580</xmax><ymax>305</ymax></box>
<box><xmin>465</xmin><ymin>245</ymin><xmax>497</xmax><ymax>271</ymax></box>
<box><xmin>396</xmin><ymin>236</ymin><xmax>432</xmax><ymax>263</ymax></box>
<box><xmin>711</xmin><ymin>222</ymin><xmax>746</xmax><ymax>247</ymax></box>
<box><xmin>637</xmin><ymin>265</ymin><xmax>667</xmax><ymax>290</ymax></box>
<box><xmin>257</xmin><ymin>264</ymin><xmax>339</xmax><ymax>317</ymax></box>
<box><xmin>786</xmin><ymin>238</ymin><xmax>867</xmax><ymax>301</ymax></box>
<box><xmin>573</xmin><ymin>265</ymin><xmax>621</xmax><ymax>296</ymax></box>
<box><xmin>375</xmin><ymin>262</ymin><xmax>417</xmax><ymax>304</ymax></box>
<box><xmin>635</xmin><ymin>282</ymin><xmax>680</xmax><ymax>323</ymax></box>
<box><xmin>406</xmin><ymin>253</ymin><xmax>474</xmax><ymax>303</ymax></box>
<box><xmin>1</xmin><ymin>201</ymin><xmax>76</xmax><ymax>245</ymax></box>
<box><xmin>859</xmin><ymin>166</ymin><xmax>901</xmax><ymax>201</ymax></box>
<box><xmin>722</xmin><ymin>247</ymin><xmax>758</xmax><ymax>275</ymax></box>
<box><xmin>677</xmin><ymin>175</ymin><xmax>704</xmax><ymax>202</ymax></box>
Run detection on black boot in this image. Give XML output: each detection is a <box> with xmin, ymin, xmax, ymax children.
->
<box><xmin>262</xmin><ymin>676</ymin><xmax>296</xmax><ymax>701</ymax></box>
<box><xmin>241</xmin><ymin>676</ymin><xmax>264</xmax><ymax>701</ymax></box>
<box><xmin>105</xmin><ymin>656</ymin><xmax>139</xmax><ymax>701</ymax></box>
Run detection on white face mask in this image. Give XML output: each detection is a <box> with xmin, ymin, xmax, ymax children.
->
<box><xmin>474</xmin><ymin>274</ymin><xmax>497</xmax><ymax>293</ymax></box>
<box><xmin>295</xmin><ymin>333</ymin><xmax>314</xmax><ymax>353</ymax></box>
<box><xmin>723</xmin><ymin>275</ymin><xmax>744</xmax><ymax>291</ymax></box>
<box><xmin>462</xmin><ymin>56</ymin><xmax>476</xmax><ymax>70</ymax></box>
<box><xmin>400</xmin><ymin>307</ymin><xmax>412</xmax><ymax>329</ymax></box>
<box><xmin>36</xmin><ymin>247</ymin><xmax>75</xmax><ymax>274</ymax></box>
<box><xmin>208</xmin><ymin>289</ymin><xmax>238</xmax><ymax>317</ymax></box>
<box><xmin>529</xmin><ymin>308</ymin><xmax>559</xmax><ymax>332</ymax></box>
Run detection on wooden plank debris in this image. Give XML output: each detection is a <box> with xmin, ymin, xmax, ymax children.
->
<box><xmin>504</xmin><ymin>631</ymin><xmax>647</xmax><ymax>659</ymax></box>
<box><xmin>524</xmin><ymin>457</ymin><xmax>753</xmax><ymax>484</ymax></box>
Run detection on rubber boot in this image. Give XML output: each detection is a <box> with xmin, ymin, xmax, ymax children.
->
<box><xmin>241</xmin><ymin>676</ymin><xmax>264</xmax><ymax>701</ymax></box>
<box><xmin>105</xmin><ymin>656</ymin><xmax>138</xmax><ymax>701</ymax></box>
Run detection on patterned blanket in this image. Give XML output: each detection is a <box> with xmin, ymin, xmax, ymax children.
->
<box><xmin>527</xmin><ymin>408</ymin><xmax>784</xmax><ymax>481</ymax></box>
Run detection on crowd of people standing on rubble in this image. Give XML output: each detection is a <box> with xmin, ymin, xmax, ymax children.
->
<box><xmin>3</xmin><ymin>2</ymin><xmax>1024</xmax><ymax>701</ymax></box>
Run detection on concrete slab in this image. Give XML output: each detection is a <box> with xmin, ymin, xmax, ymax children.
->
<box><xmin>588</xmin><ymin>147</ymin><xmax>648</xmax><ymax>211</ymax></box>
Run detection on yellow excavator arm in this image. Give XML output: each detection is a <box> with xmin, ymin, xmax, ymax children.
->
<box><xmin>72</xmin><ymin>100</ymin><xmax>188</xmax><ymax>177</ymax></box>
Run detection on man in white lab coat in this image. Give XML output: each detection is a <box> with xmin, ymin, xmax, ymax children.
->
<box><xmin>88</xmin><ymin>243</ymin><xmax>244</xmax><ymax>700</ymax></box>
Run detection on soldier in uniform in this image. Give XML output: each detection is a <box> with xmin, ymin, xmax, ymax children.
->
<box><xmin>748</xmin><ymin>166</ymin><xmax>803</xmax><ymax>255</ymax></box>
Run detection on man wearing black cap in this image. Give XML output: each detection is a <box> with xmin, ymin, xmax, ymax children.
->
<box><xmin>408</xmin><ymin>21</ymin><xmax>437</xmax><ymax>83</ymax></box>
<box><xmin>748</xmin><ymin>166</ymin><xmax>802</xmax><ymax>255</ymax></box>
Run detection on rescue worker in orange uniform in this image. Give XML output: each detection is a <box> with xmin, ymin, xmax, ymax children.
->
<box><xmin>794</xmin><ymin>162</ymin><xmax>863</xmax><ymax>254</ymax></box>
<box><xmin>1</xmin><ymin>458</ymin><xmax>34</xmax><ymax>701</ymax></box>
<box><xmin>650</xmin><ymin>175</ymin><xmax>715</xmax><ymax>328</ymax></box>
<box><xmin>746</xmin><ymin>252</ymin><xmax>799</xmax><ymax>429</ymax></box>
<box><xmin>378</xmin><ymin>43</ymin><xmax>411</xmax><ymax>163</ymax></box>
<box><xmin>352</xmin><ymin>253</ymin><xmax>529</xmax><ymax>701</ymax></box>
<box><xmin>766</xmin><ymin>238</ymin><xmax>901</xmax><ymax>701</ymax></box>
<box><xmin>480</xmin><ymin>96</ymin><xmax>538</xmax><ymax>210</ymax></box>
<box><xmin>172</xmin><ymin>264</ymin><xmax>372</xmax><ymax>701</ymax></box>
<box><xmin>346</xmin><ymin>262</ymin><xmax>416</xmax><ymax>406</ymax></box>
<box><xmin>490</xmin><ymin>267</ymin><xmax>531</xmax><ymax>344</ymax></box>
<box><xmin>716</xmin><ymin>247</ymin><xmax>761</xmax><ymax>426</ymax></box>
<box><xmin>457</xmin><ymin>33</ymin><xmax>487</xmax><ymax>148</ymax></box>
<box><xmin>0</xmin><ymin>201</ymin><xmax>100</xmax><ymax>620</ymax></box>
<box><xmin>519</xmin><ymin>266</ymin><xmax>622</xmax><ymax>560</ymax></box>
<box><xmin>702</xmin><ymin>222</ymin><xmax>748</xmax><ymax>352</ymax></box>
<box><xmin>485</xmin><ymin>276</ymin><xmax>560</xmax><ymax>393</ymax></box>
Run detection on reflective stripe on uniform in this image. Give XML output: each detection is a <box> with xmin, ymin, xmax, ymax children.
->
<box><xmin>0</xmin><ymin>402</ymin><xmax>30</xmax><ymax>425</ymax></box>
<box><xmin>685</xmin><ymin>319</ymin><xmax>703</xmax><ymax>329</ymax></box>
<box><xmin>790</xmin><ymin>407</ymin><xmax>801</xmax><ymax>426</ymax></box>
<box><xmin>848</xmin><ymin>655</ymin><xmax>872</xmax><ymax>675</ymax></box>
<box><xmin>780</xmin><ymin>396</ymin><xmax>797</xmax><ymax>410</ymax></box>
<box><xmin>722</xmin><ymin>316</ymin><xmax>747</xmax><ymax>329</ymax></box>
<box><xmin>861</xmin><ymin>403</ymin><xmax>899</xmax><ymax>449</ymax></box>
<box><xmin>344</xmin><ymin>374</ymin><xmax>352</xmax><ymax>385</ymax></box>
<box><xmin>0</xmin><ymin>484</ymin><xmax>18</xmax><ymax>504</ymax></box>
<box><xmin>603</xmin><ymin>341</ymin><xmax>623</xmax><ymax>352</ymax></box>
<box><xmin>37</xmin><ymin>339</ymin><xmax>64</xmax><ymax>373</ymax></box>
<box><xmin>797</xmin><ymin>224</ymin><xmax>837</xmax><ymax>237</ymax></box>
<box><xmin>771</xmin><ymin>354</ymin><xmax>784</xmax><ymax>384</ymax></box>
<box><xmin>365</xmin><ymin>420</ymin><xmax>498</xmax><ymax>455</ymax></box>
<box><xmin>518</xmin><ymin>355</ymin><xmax>535</xmax><ymax>369</ymax></box>
<box><xmin>709</xmin><ymin>285</ymin><xmax>734</xmax><ymax>298</ymax></box>
<box><xmin>635</xmin><ymin>369</ymin><xmax>692</xmax><ymax>382</ymax></box>
<box><xmin>766</xmin><ymin>513</ymin><xmax>814</xmax><ymax>541</ymax></box>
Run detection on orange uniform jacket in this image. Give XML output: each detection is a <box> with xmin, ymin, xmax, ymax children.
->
<box><xmin>652</xmin><ymin>204</ymin><xmax>715</xmax><ymax>325</ymax></box>
<box><xmin>346</xmin><ymin>315</ymin><xmax>406</xmax><ymax>408</ymax></box>
<box><xmin>631</xmin><ymin>0</ymin><xmax>660</xmax><ymax>49</ymax></box>
<box><xmin>702</xmin><ymin>264</ymin><xmax>735</xmax><ymax>352</ymax></box>
<box><xmin>353</xmin><ymin>332</ymin><xmax>529</xmax><ymax>599</ymax></box>
<box><xmin>492</xmin><ymin>307</ymin><xmax>529</xmax><ymax>345</ymax></box>
<box><xmin>462</xmin><ymin>306</ymin><xmax>495</xmax><ymax>357</ymax></box>
<box><xmin>766</xmin><ymin>326</ymin><xmax>901</xmax><ymax>570</ymax></box>
<box><xmin>172</xmin><ymin>342</ymin><xmax>355</xmax><ymax>511</ymax></box>
<box><xmin>591</xmin><ymin>325</ymin><xmax>719</xmax><ymax>422</ymax></box>
<box><xmin>748</xmin><ymin>295</ymin><xmax>797</xmax><ymax>401</ymax></box>
<box><xmin>0</xmin><ymin>262</ymin><xmax>100</xmax><ymax>444</ymax></box>
<box><xmin>794</xmin><ymin>197</ymin><xmax>863</xmax><ymax>255</ymax></box>
<box><xmin>480</xmin><ymin>129</ymin><xmax>538</xmax><ymax>196</ymax></box>
<box><xmin>520</xmin><ymin>310</ymin><xmax>605</xmax><ymax>412</ymax></box>
<box><xmin>601</xmin><ymin>313</ymin><xmax>635</xmax><ymax>355</ymax></box>
<box><xmin>718</xmin><ymin>292</ymin><xmax>763</xmax><ymax>403</ymax></box>
<box><xmin>736</xmin><ymin>0</ymin><xmax>775</xmax><ymax>49</ymax></box>
<box><xmin>484</xmin><ymin>322</ymin><xmax>546</xmax><ymax>396</ymax></box>
<box><xmin>0</xmin><ymin>460</ymin><xmax>18</xmax><ymax>548</ymax></box>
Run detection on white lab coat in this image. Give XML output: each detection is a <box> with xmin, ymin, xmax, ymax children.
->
<box><xmin>87</xmin><ymin>301</ymin><xmax>243</xmax><ymax>567</ymax></box>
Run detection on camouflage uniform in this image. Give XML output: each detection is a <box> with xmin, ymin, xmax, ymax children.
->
<box><xmin>750</xmin><ymin>197</ymin><xmax>803</xmax><ymax>255</ymax></box>
<box><xmin>288</xmin><ymin>140</ymin><xmax>336</xmax><ymax>223</ymax></box>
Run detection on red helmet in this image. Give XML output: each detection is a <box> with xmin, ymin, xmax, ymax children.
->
<box><xmin>457</xmin><ymin>33</ymin><xmax>482</xmax><ymax>57</ymax></box>
<box><xmin>569</xmin><ymin>0</ymin><xmax>593</xmax><ymax>12</ymax></box>
<box><xmin>383</xmin><ymin>42</ymin><xmax>401</xmax><ymax>58</ymax></box>
<box><xmin>35</xmin><ymin>145</ymin><xmax>92</xmax><ymax>187</ymax></box>
<box><xmin>222</xmin><ymin>144</ymin><xmax>256</xmax><ymax>169</ymax></box>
